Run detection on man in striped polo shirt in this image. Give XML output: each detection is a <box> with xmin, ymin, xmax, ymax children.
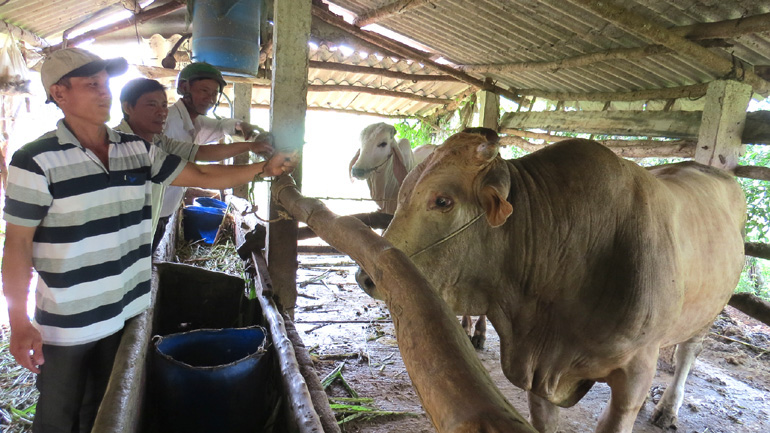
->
<box><xmin>1</xmin><ymin>48</ymin><xmax>297</xmax><ymax>433</ymax></box>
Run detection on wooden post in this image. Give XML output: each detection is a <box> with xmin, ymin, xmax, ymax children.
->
<box><xmin>477</xmin><ymin>89</ymin><xmax>499</xmax><ymax>130</ymax></box>
<box><xmin>694</xmin><ymin>80</ymin><xmax>752</xmax><ymax>169</ymax></box>
<box><xmin>268</xmin><ymin>0</ymin><xmax>310</xmax><ymax>317</ymax></box>
<box><xmin>232</xmin><ymin>82</ymin><xmax>252</xmax><ymax>199</ymax></box>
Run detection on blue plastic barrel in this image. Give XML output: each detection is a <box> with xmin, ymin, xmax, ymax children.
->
<box><xmin>152</xmin><ymin>327</ymin><xmax>270</xmax><ymax>433</ymax></box>
<box><xmin>191</xmin><ymin>0</ymin><xmax>262</xmax><ymax>77</ymax></box>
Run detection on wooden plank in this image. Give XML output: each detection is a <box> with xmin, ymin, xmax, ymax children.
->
<box><xmin>501</xmin><ymin>110</ymin><xmax>770</xmax><ymax>144</ymax></box>
<box><xmin>694</xmin><ymin>81</ymin><xmax>752</xmax><ymax>169</ymax></box>
<box><xmin>500</xmin><ymin>110</ymin><xmax>702</xmax><ymax>138</ymax></box>
<box><xmin>267</xmin><ymin>0</ymin><xmax>310</xmax><ymax>317</ymax></box>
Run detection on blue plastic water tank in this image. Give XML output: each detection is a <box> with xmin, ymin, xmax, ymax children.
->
<box><xmin>191</xmin><ymin>0</ymin><xmax>262</xmax><ymax>77</ymax></box>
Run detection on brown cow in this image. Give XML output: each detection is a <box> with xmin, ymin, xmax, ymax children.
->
<box><xmin>356</xmin><ymin>131</ymin><xmax>746</xmax><ymax>433</ymax></box>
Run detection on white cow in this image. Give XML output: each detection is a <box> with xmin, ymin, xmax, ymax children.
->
<box><xmin>349</xmin><ymin>123</ymin><xmax>435</xmax><ymax>215</ymax></box>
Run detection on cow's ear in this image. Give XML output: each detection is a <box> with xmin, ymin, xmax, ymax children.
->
<box><xmin>479</xmin><ymin>162</ymin><xmax>512</xmax><ymax>227</ymax></box>
<box><xmin>475</xmin><ymin>141</ymin><xmax>499</xmax><ymax>165</ymax></box>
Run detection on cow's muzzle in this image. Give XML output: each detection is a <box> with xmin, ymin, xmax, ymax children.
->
<box><xmin>350</xmin><ymin>167</ymin><xmax>371</xmax><ymax>179</ymax></box>
<box><xmin>355</xmin><ymin>267</ymin><xmax>377</xmax><ymax>298</ymax></box>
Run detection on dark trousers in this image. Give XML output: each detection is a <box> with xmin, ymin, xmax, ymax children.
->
<box><xmin>32</xmin><ymin>330</ymin><xmax>123</xmax><ymax>433</ymax></box>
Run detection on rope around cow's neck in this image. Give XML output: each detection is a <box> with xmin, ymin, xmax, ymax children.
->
<box><xmin>408</xmin><ymin>212</ymin><xmax>485</xmax><ymax>258</ymax></box>
<box><xmin>369</xmin><ymin>152</ymin><xmax>393</xmax><ymax>173</ymax></box>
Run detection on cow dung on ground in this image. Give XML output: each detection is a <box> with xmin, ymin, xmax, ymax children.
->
<box><xmin>295</xmin><ymin>254</ymin><xmax>769</xmax><ymax>433</ymax></box>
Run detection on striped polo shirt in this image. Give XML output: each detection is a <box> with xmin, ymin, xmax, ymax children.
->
<box><xmin>3</xmin><ymin>120</ymin><xmax>186</xmax><ymax>346</ymax></box>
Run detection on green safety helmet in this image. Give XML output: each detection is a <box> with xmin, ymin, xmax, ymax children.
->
<box><xmin>176</xmin><ymin>62</ymin><xmax>226</xmax><ymax>94</ymax></box>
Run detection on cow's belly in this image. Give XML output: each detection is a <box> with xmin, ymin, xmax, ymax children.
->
<box><xmin>488</xmin><ymin>305</ymin><xmax>662</xmax><ymax>407</ymax></box>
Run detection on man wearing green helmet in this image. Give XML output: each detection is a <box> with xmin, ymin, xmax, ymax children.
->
<box><xmin>160</xmin><ymin>61</ymin><xmax>263</xmax><ymax>238</ymax></box>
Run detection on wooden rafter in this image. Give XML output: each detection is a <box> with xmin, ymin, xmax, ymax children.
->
<box><xmin>308</xmin><ymin>60</ymin><xmax>458</xmax><ymax>82</ymax></box>
<box><xmin>0</xmin><ymin>20</ymin><xmax>48</xmax><ymax>47</ymax></box>
<box><xmin>312</xmin><ymin>4</ymin><xmax>524</xmax><ymax>104</ymax></box>
<box><xmin>521</xmin><ymin>83</ymin><xmax>709</xmax><ymax>103</ymax></box>
<box><xmin>217</xmin><ymin>101</ymin><xmax>427</xmax><ymax>119</ymax></box>
<box><xmin>563</xmin><ymin>0</ymin><xmax>770</xmax><ymax>95</ymax></box>
<box><xmin>43</xmin><ymin>1</ymin><xmax>186</xmax><ymax>53</ymax></box>
<box><xmin>353</xmin><ymin>0</ymin><xmax>440</xmax><ymax>28</ymax></box>
<box><xmin>499</xmin><ymin>135</ymin><xmax>695</xmax><ymax>158</ymax></box>
<box><xmin>252</xmin><ymin>83</ymin><xmax>453</xmax><ymax>104</ymax></box>
<box><xmin>500</xmin><ymin>110</ymin><xmax>770</xmax><ymax>144</ymax></box>
<box><xmin>672</xmin><ymin>12</ymin><xmax>770</xmax><ymax>40</ymax></box>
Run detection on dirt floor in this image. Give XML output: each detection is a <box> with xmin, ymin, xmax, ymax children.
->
<box><xmin>295</xmin><ymin>254</ymin><xmax>770</xmax><ymax>433</ymax></box>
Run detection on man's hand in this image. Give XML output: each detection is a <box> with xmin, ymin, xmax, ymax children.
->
<box><xmin>249</xmin><ymin>132</ymin><xmax>274</xmax><ymax>156</ymax></box>
<box><xmin>261</xmin><ymin>151</ymin><xmax>299</xmax><ymax>178</ymax></box>
<box><xmin>236</xmin><ymin>122</ymin><xmax>263</xmax><ymax>141</ymax></box>
<box><xmin>9</xmin><ymin>318</ymin><xmax>44</xmax><ymax>373</ymax></box>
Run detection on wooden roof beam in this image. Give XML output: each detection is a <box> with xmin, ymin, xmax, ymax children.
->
<box><xmin>43</xmin><ymin>1</ymin><xmax>185</xmax><ymax>53</ymax></box>
<box><xmin>673</xmin><ymin>12</ymin><xmax>770</xmax><ymax>40</ymax></box>
<box><xmin>564</xmin><ymin>0</ymin><xmax>770</xmax><ymax>95</ymax></box>
<box><xmin>520</xmin><ymin>83</ymin><xmax>709</xmax><ymax>103</ymax></box>
<box><xmin>353</xmin><ymin>0</ymin><xmax>441</xmax><ymax>28</ymax></box>
<box><xmin>501</xmin><ymin>110</ymin><xmax>770</xmax><ymax>144</ymax></box>
<box><xmin>312</xmin><ymin>4</ymin><xmax>525</xmax><ymax>104</ymax></box>
<box><xmin>308</xmin><ymin>60</ymin><xmax>459</xmax><ymax>81</ymax></box>
<box><xmin>463</xmin><ymin>12</ymin><xmax>770</xmax><ymax>79</ymax></box>
<box><xmin>0</xmin><ymin>20</ymin><xmax>48</xmax><ymax>47</ymax></box>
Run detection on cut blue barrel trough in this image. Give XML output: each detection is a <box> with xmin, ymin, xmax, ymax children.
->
<box><xmin>153</xmin><ymin>327</ymin><xmax>270</xmax><ymax>433</ymax></box>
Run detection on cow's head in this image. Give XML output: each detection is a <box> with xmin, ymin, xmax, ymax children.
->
<box><xmin>349</xmin><ymin>123</ymin><xmax>399</xmax><ymax>180</ymax></box>
<box><xmin>356</xmin><ymin>129</ymin><xmax>512</xmax><ymax>301</ymax></box>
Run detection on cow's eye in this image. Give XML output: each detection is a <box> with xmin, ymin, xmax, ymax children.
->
<box><xmin>377</xmin><ymin>141</ymin><xmax>387</xmax><ymax>148</ymax></box>
<box><xmin>433</xmin><ymin>196</ymin><xmax>453</xmax><ymax>210</ymax></box>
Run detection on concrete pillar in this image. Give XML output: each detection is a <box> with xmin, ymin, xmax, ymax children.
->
<box><xmin>267</xmin><ymin>0</ymin><xmax>310</xmax><ymax>316</ymax></box>
<box><xmin>232</xmin><ymin>82</ymin><xmax>252</xmax><ymax>199</ymax></box>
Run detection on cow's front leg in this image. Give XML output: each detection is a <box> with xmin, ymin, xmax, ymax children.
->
<box><xmin>527</xmin><ymin>391</ymin><xmax>559</xmax><ymax>433</ymax></box>
<box><xmin>651</xmin><ymin>332</ymin><xmax>705</xmax><ymax>429</ymax></box>
<box><xmin>596</xmin><ymin>346</ymin><xmax>658</xmax><ymax>433</ymax></box>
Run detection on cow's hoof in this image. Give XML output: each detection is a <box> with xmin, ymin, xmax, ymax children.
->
<box><xmin>471</xmin><ymin>335</ymin><xmax>486</xmax><ymax>350</ymax></box>
<box><xmin>650</xmin><ymin>407</ymin><xmax>678</xmax><ymax>430</ymax></box>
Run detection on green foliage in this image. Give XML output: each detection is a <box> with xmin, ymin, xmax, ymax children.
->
<box><xmin>735</xmin><ymin>259</ymin><xmax>770</xmax><ymax>300</ymax></box>
<box><xmin>739</xmin><ymin>145</ymin><xmax>770</xmax><ymax>243</ymax></box>
<box><xmin>393</xmin><ymin>119</ymin><xmax>434</xmax><ymax>148</ymax></box>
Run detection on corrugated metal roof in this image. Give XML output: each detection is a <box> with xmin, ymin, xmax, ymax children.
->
<box><xmin>0</xmin><ymin>0</ymin><xmax>129</xmax><ymax>41</ymax></box>
<box><xmin>331</xmin><ymin>0</ymin><xmax>770</xmax><ymax>97</ymax></box>
<box><xmin>2</xmin><ymin>0</ymin><xmax>769</xmax><ymax>116</ymax></box>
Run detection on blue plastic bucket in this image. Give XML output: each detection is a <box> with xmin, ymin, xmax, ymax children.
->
<box><xmin>191</xmin><ymin>0</ymin><xmax>262</xmax><ymax>77</ymax></box>
<box><xmin>152</xmin><ymin>327</ymin><xmax>270</xmax><ymax>433</ymax></box>
<box><xmin>183</xmin><ymin>205</ymin><xmax>225</xmax><ymax>244</ymax></box>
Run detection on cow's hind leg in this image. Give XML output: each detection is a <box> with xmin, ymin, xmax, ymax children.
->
<box><xmin>471</xmin><ymin>315</ymin><xmax>487</xmax><ymax>349</ymax></box>
<box><xmin>596</xmin><ymin>346</ymin><xmax>658</xmax><ymax>433</ymax></box>
<box><xmin>528</xmin><ymin>391</ymin><xmax>560</xmax><ymax>433</ymax></box>
<box><xmin>651</xmin><ymin>332</ymin><xmax>705</xmax><ymax>429</ymax></box>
